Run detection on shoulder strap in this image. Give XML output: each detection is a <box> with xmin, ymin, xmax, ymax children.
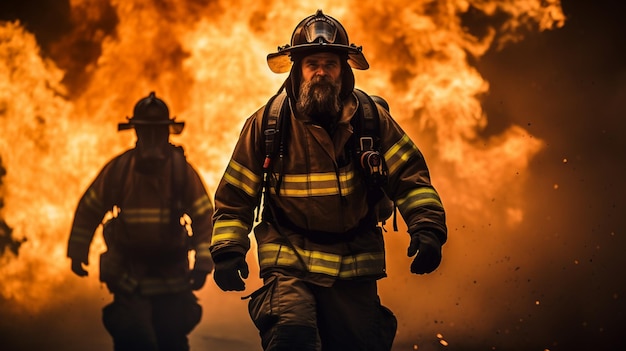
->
<box><xmin>256</xmin><ymin>91</ymin><xmax>288</xmax><ymax>220</ymax></box>
<box><xmin>170</xmin><ymin>145</ymin><xmax>187</xmax><ymax>214</ymax></box>
<box><xmin>353</xmin><ymin>89</ymin><xmax>397</xmax><ymax>230</ymax></box>
<box><xmin>107</xmin><ymin>149</ymin><xmax>134</xmax><ymax>209</ymax></box>
<box><xmin>352</xmin><ymin>89</ymin><xmax>388</xmax><ymax>187</ymax></box>
<box><xmin>261</xmin><ymin>91</ymin><xmax>288</xmax><ymax>170</ymax></box>
<box><xmin>353</xmin><ymin>89</ymin><xmax>380</xmax><ymax>153</ymax></box>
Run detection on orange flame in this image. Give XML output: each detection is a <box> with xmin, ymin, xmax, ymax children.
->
<box><xmin>0</xmin><ymin>0</ymin><xmax>564</xmax><ymax>341</ymax></box>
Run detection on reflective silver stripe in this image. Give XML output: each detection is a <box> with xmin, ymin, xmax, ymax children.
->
<box><xmin>269</xmin><ymin>169</ymin><xmax>358</xmax><ymax>197</ymax></box>
<box><xmin>258</xmin><ymin>243</ymin><xmax>385</xmax><ymax>278</ymax></box>
<box><xmin>84</xmin><ymin>188</ymin><xmax>103</xmax><ymax>212</ymax></box>
<box><xmin>195</xmin><ymin>242</ymin><xmax>212</xmax><ymax>260</ymax></box>
<box><xmin>69</xmin><ymin>227</ymin><xmax>93</xmax><ymax>244</ymax></box>
<box><xmin>384</xmin><ymin>134</ymin><xmax>419</xmax><ymax>176</ymax></box>
<box><xmin>190</xmin><ymin>194</ymin><xmax>213</xmax><ymax>217</ymax></box>
<box><xmin>211</xmin><ymin>219</ymin><xmax>250</xmax><ymax>245</ymax></box>
<box><xmin>397</xmin><ymin>188</ymin><xmax>444</xmax><ymax>213</ymax></box>
<box><xmin>223</xmin><ymin>159</ymin><xmax>261</xmax><ymax>197</ymax></box>
<box><xmin>338</xmin><ymin>252</ymin><xmax>386</xmax><ymax>278</ymax></box>
<box><xmin>121</xmin><ymin>208</ymin><xmax>170</xmax><ymax>224</ymax></box>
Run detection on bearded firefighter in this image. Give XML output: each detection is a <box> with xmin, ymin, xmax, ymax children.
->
<box><xmin>67</xmin><ymin>92</ymin><xmax>214</xmax><ymax>351</ymax></box>
<box><xmin>210</xmin><ymin>10</ymin><xmax>447</xmax><ymax>351</ymax></box>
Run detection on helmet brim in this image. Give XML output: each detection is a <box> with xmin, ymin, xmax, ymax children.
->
<box><xmin>118</xmin><ymin>118</ymin><xmax>185</xmax><ymax>135</ymax></box>
<box><xmin>267</xmin><ymin>43</ymin><xmax>369</xmax><ymax>73</ymax></box>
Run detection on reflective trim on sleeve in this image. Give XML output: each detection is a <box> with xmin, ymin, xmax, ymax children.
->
<box><xmin>190</xmin><ymin>194</ymin><xmax>213</xmax><ymax>217</ymax></box>
<box><xmin>211</xmin><ymin>219</ymin><xmax>251</xmax><ymax>245</ymax></box>
<box><xmin>223</xmin><ymin>159</ymin><xmax>261</xmax><ymax>197</ymax></box>
<box><xmin>68</xmin><ymin>227</ymin><xmax>93</xmax><ymax>245</ymax></box>
<box><xmin>396</xmin><ymin>188</ymin><xmax>444</xmax><ymax>213</ymax></box>
<box><xmin>84</xmin><ymin>188</ymin><xmax>104</xmax><ymax>213</ymax></box>
<box><xmin>384</xmin><ymin>134</ymin><xmax>419</xmax><ymax>176</ymax></box>
<box><xmin>194</xmin><ymin>242</ymin><xmax>212</xmax><ymax>260</ymax></box>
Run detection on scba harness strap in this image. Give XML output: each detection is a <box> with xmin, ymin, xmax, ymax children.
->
<box><xmin>105</xmin><ymin>145</ymin><xmax>188</xmax><ymax>238</ymax></box>
<box><xmin>258</xmin><ymin>88</ymin><xmax>394</xmax><ymax>227</ymax></box>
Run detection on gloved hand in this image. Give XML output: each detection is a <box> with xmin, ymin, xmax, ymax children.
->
<box><xmin>407</xmin><ymin>231</ymin><xmax>442</xmax><ymax>274</ymax></box>
<box><xmin>189</xmin><ymin>269</ymin><xmax>210</xmax><ymax>290</ymax></box>
<box><xmin>71</xmin><ymin>258</ymin><xmax>88</xmax><ymax>277</ymax></box>
<box><xmin>213</xmin><ymin>254</ymin><xmax>249</xmax><ymax>291</ymax></box>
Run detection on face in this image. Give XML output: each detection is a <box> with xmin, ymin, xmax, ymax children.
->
<box><xmin>135</xmin><ymin>125</ymin><xmax>170</xmax><ymax>165</ymax></box>
<box><xmin>300</xmin><ymin>52</ymin><xmax>342</xmax><ymax>83</ymax></box>
<box><xmin>296</xmin><ymin>52</ymin><xmax>343</xmax><ymax>125</ymax></box>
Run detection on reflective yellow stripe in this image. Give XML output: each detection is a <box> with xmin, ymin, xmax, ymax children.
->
<box><xmin>122</xmin><ymin>208</ymin><xmax>170</xmax><ymax>224</ymax></box>
<box><xmin>69</xmin><ymin>227</ymin><xmax>93</xmax><ymax>244</ymax></box>
<box><xmin>397</xmin><ymin>188</ymin><xmax>444</xmax><ymax>213</ymax></box>
<box><xmin>195</xmin><ymin>242</ymin><xmax>212</xmax><ymax>259</ymax></box>
<box><xmin>258</xmin><ymin>243</ymin><xmax>385</xmax><ymax>278</ymax></box>
<box><xmin>384</xmin><ymin>134</ymin><xmax>419</xmax><ymax>176</ymax></box>
<box><xmin>84</xmin><ymin>188</ymin><xmax>103</xmax><ymax>212</ymax></box>
<box><xmin>269</xmin><ymin>169</ymin><xmax>357</xmax><ymax>197</ymax></box>
<box><xmin>223</xmin><ymin>159</ymin><xmax>261</xmax><ymax>197</ymax></box>
<box><xmin>211</xmin><ymin>219</ymin><xmax>250</xmax><ymax>245</ymax></box>
<box><xmin>338</xmin><ymin>252</ymin><xmax>386</xmax><ymax>278</ymax></box>
<box><xmin>190</xmin><ymin>194</ymin><xmax>213</xmax><ymax>217</ymax></box>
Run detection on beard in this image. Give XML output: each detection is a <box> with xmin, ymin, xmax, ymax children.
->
<box><xmin>296</xmin><ymin>75</ymin><xmax>342</xmax><ymax>130</ymax></box>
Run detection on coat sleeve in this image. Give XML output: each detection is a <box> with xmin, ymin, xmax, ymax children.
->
<box><xmin>209</xmin><ymin>108</ymin><xmax>266</xmax><ymax>261</ymax></box>
<box><xmin>184</xmin><ymin>163</ymin><xmax>215</xmax><ymax>272</ymax></box>
<box><xmin>66</xmin><ymin>158</ymin><xmax>119</xmax><ymax>262</ymax></box>
<box><xmin>379</xmin><ymin>107</ymin><xmax>447</xmax><ymax>245</ymax></box>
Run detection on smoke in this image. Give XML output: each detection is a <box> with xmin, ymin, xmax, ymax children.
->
<box><xmin>1</xmin><ymin>0</ymin><xmax>625</xmax><ymax>350</ymax></box>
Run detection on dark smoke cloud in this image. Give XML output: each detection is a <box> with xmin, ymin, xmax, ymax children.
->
<box><xmin>0</xmin><ymin>0</ymin><xmax>118</xmax><ymax>95</ymax></box>
<box><xmin>461</xmin><ymin>1</ymin><xmax>626</xmax><ymax>350</ymax></box>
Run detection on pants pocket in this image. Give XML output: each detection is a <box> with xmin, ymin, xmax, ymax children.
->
<box><xmin>181</xmin><ymin>293</ymin><xmax>202</xmax><ymax>334</ymax></box>
<box><xmin>377</xmin><ymin>304</ymin><xmax>398</xmax><ymax>350</ymax></box>
<box><xmin>247</xmin><ymin>275</ymin><xmax>278</xmax><ymax>335</ymax></box>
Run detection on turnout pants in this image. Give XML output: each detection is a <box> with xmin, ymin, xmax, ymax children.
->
<box><xmin>248</xmin><ymin>272</ymin><xmax>397</xmax><ymax>351</ymax></box>
<box><xmin>102</xmin><ymin>290</ymin><xmax>202</xmax><ymax>351</ymax></box>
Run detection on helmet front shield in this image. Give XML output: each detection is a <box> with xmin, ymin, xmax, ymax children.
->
<box><xmin>303</xmin><ymin>17</ymin><xmax>337</xmax><ymax>44</ymax></box>
<box><xmin>267</xmin><ymin>9</ymin><xmax>369</xmax><ymax>74</ymax></box>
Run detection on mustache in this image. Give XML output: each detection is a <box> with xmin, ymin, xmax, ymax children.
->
<box><xmin>296</xmin><ymin>75</ymin><xmax>342</xmax><ymax>128</ymax></box>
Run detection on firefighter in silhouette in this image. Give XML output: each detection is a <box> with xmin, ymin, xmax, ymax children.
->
<box><xmin>67</xmin><ymin>92</ymin><xmax>214</xmax><ymax>351</ymax></box>
<box><xmin>210</xmin><ymin>10</ymin><xmax>447</xmax><ymax>351</ymax></box>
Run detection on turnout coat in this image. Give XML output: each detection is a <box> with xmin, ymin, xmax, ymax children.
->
<box><xmin>210</xmin><ymin>91</ymin><xmax>447</xmax><ymax>286</ymax></box>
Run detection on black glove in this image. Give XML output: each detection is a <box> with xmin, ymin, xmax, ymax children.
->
<box><xmin>213</xmin><ymin>254</ymin><xmax>249</xmax><ymax>291</ymax></box>
<box><xmin>407</xmin><ymin>231</ymin><xmax>442</xmax><ymax>274</ymax></box>
<box><xmin>189</xmin><ymin>268</ymin><xmax>209</xmax><ymax>290</ymax></box>
<box><xmin>71</xmin><ymin>258</ymin><xmax>88</xmax><ymax>277</ymax></box>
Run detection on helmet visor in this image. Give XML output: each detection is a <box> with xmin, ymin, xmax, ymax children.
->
<box><xmin>303</xmin><ymin>19</ymin><xmax>337</xmax><ymax>44</ymax></box>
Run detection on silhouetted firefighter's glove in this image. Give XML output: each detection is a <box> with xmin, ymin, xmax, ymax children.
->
<box><xmin>213</xmin><ymin>254</ymin><xmax>249</xmax><ymax>291</ymax></box>
<box><xmin>189</xmin><ymin>269</ymin><xmax>210</xmax><ymax>290</ymax></box>
<box><xmin>407</xmin><ymin>231</ymin><xmax>442</xmax><ymax>274</ymax></box>
<box><xmin>71</xmin><ymin>258</ymin><xmax>88</xmax><ymax>277</ymax></box>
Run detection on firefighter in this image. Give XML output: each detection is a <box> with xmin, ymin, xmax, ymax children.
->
<box><xmin>210</xmin><ymin>10</ymin><xmax>447</xmax><ymax>351</ymax></box>
<box><xmin>67</xmin><ymin>92</ymin><xmax>214</xmax><ymax>351</ymax></box>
